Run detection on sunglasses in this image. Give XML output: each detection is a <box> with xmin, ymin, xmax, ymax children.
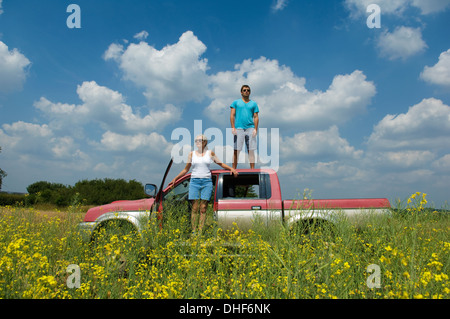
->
<box><xmin>195</xmin><ymin>139</ymin><xmax>206</xmax><ymax>143</ymax></box>
<box><xmin>242</xmin><ymin>89</ymin><xmax>250</xmax><ymax>92</ymax></box>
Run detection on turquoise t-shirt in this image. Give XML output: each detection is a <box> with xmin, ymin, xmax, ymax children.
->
<box><xmin>230</xmin><ymin>99</ymin><xmax>259</xmax><ymax>129</ymax></box>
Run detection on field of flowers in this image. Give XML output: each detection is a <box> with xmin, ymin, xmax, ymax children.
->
<box><xmin>0</xmin><ymin>192</ymin><xmax>448</xmax><ymax>299</ymax></box>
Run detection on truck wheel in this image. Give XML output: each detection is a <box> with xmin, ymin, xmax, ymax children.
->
<box><xmin>90</xmin><ymin>220</ymin><xmax>140</xmax><ymax>277</ymax></box>
<box><xmin>91</xmin><ymin>220</ymin><xmax>139</xmax><ymax>243</ymax></box>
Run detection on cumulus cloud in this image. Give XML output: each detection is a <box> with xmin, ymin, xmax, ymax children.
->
<box><xmin>100</xmin><ymin>131</ymin><xmax>173</xmax><ymax>153</ymax></box>
<box><xmin>0</xmin><ymin>121</ymin><xmax>89</xmax><ymax>164</ymax></box>
<box><xmin>206</xmin><ymin>57</ymin><xmax>376</xmax><ymax>130</ymax></box>
<box><xmin>345</xmin><ymin>0</ymin><xmax>450</xmax><ymax>17</ymax></box>
<box><xmin>377</xmin><ymin>27</ymin><xmax>427</xmax><ymax>60</ymax></box>
<box><xmin>34</xmin><ymin>81</ymin><xmax>181</xmax><ymax>134</ymax></box>
<box><xmin>105</xmin><ymin>32</ymin><xmax>376</xmax><ymax>132</ymax></box>
<box><xmin>411</xmin><ymin>0</ymin><xmax>450</xmax><ymax>14</ymax></box>
<box><xmin>103</xmin><ymin>43</ymin><xmax>124</xmax><ymax>61</ymax></box>
<box><xmin>280</xmin><ymin>126</ymin><xmax>363</xmax><ymax>160</ymax></box>
<box><xmin>104</xmin><ymin>31</ymin><xmax>209</xmax><ymax>104</ymax></box>
<box><xmin>278</xmin><ymin>98</ymin><xmax>450</xmax><ymax>200</ymax></box>
<box><xmin>421</xmin><ymin>48</ymin><xmax>450</xmax><ymax>86</ymax></box>
<box><xmin>4</xmin><ymin>80</ymin><xmax>179</xmax><ymax>178</ymax></box>
<box><xmin>367</xmin><ymin>98</ymin><xmax>450</xmax><ymax>151</ymax></box>
<box><xmin>432</xmin><ymin>154</ymin><xmax>450</xmax><ymax>171</ymax></box>
<box><xmin>345</xmin><ymin>0</ymin><xmax>410</xmax><ymax>17</ymax></box>
<box><xmin>0</xmin><ymin>41</ymin><xmax>31</xmax><ymax>93</ymax></box>
<box><xmin>370</xmin><ymin>150</ymin><xmax>437</xmax><ymax>170</ymax></box>
<box><xmin>2</xmin><ymin>121</ymin><xmax>52</xmax><ymax>138</ymax></box>
<box><xmin>1</xmin><ymin>122</ymin><xmax>53</xmax><ymax>156</ymax></box>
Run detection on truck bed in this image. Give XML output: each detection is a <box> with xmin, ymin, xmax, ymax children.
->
<box><xmin>283</xmin><ymin>198</ymin><xmax>391</xmax><ymax>210</ymax></box>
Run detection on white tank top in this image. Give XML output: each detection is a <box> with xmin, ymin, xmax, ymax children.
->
<box><xmin>191</xmin><ymin>150</ymin><xmax>212</xmax><ymax>179</ymax></box>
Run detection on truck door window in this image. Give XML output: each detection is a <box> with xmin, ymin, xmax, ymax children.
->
<box><xmin>164</xmin><ymin>179</ymin><xmax>190</xmax><ymax>201</ymax></box>
<box><xmin>222</xmin><ymin>174</ymin><xmax>261</xmax><ymax>199</ymax></box>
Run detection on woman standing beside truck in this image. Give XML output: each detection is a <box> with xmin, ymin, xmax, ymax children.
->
<box><xmin>168</xmin><ymin>134</ymin><xmax>238</xmax><ymax>235</ymax></box>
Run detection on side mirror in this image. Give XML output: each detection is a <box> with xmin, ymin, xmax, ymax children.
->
<box><xmin>145</xmin><ymin>184</ymin><xmax>157</xmax><ymax>197</ymax></box>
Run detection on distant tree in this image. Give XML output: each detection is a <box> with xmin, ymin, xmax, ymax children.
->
<box><xmin>74</xmin><ymin>178</ymin><xmax>145</xmax><ymax>205</ymax></box>
<box><xmin>26</xmin><ymin>181</ymin><xmax>73</xmax><ymax>206</ymax></box>
<box><xmin>27</xmin><ymin>181</ymin><xmax>68</xmax><ymax>194</ymax></box>
<box><xmin>0</xmin><ymin>147</ymin><xmax>7</xmax><ymax>191</ymax></box>
<box><xmin>25</xmin><ymin>178</ymin><xmax>145</xmax><ymax>206</ymax></box>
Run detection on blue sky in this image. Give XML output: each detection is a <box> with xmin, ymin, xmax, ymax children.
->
<box><xmin>1</xmin><ymin>0</ymin><xmax>450</xmax><ymax>207</ymax></box>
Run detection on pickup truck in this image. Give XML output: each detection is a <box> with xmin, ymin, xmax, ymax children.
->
<box><xmin>78</xmin><ymin>160</ymin><xmax>391</xmax><ymax>241</ymax></box>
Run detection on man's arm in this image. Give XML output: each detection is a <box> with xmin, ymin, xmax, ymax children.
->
<box><xmin>253</xmin><ymin>112</ymin><xmax>259</xmax><ymax>137</ymax></box>
<box><xmin>230</xmin><ymin>107</ymin><xmax>236</xmax><ymax>135</ymax></box>
<box><xmin>211</xmin><ymin>151</ymin><xmax>238</xmax><ymax>177</ymax></box>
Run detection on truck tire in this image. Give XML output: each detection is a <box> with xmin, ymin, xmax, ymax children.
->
<box><xmin>90</xmin><ymin>220</ymin><xmax>141</xmax><ymax>277</ymax></box>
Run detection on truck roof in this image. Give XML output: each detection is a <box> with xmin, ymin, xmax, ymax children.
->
<box><xmin>209</xmin><ymin>168</ymin><xmax>277</xmax><ymax>174</ymax></box>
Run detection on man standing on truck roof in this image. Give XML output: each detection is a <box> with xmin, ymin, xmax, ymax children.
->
<box><xmin>230</xmin><ymin>85</ymin><xmax>259</xmax><ymax>169</ymax></box>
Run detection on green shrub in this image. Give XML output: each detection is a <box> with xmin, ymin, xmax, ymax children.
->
<box><xmin>0</xmin><ymin>192</ymin><xmax>26</xmax><ymax>206</ymax></box>
<box><xmin>17</xmin><ymin>178</ymin><xmax>146</xmax><ymax>207</ymax></box>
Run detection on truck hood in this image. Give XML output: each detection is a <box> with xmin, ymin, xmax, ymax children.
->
<box><xmin>83</xmin><ymin>198</ymin><xmax>155</xmax><ymax>222</ymax></box>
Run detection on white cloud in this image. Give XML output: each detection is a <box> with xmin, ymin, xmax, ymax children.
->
<box><xmin>421</xmin><ymin>49</ymin><xmax>450</xmax><ymax>86</ymax></box>
<box><xmin>0</xmin><ymin>41</ymin><xmax>31</xmax><ymax>93</ymax></box>
<box><xmin>34</xmin><ymin>81</ymin><xmax>181</xmax><ymax>134</ymax></box>
<box><xmin>376</xmin><ymin>150</ymin><xmax>436</xmax><ymax>169</ymax></box>
<box><xmin>345</xmin><ymin>0</ymin><xmax>410</xmax><ymax>18</ymax></box>
<box><xmin>104</xmin><ymin>31</ymin><xmax>209</xmax><ymax>104</ymax></box>
<box><xmin>307</xmin><ymin>161</ymin><xmax>368</xmax><ymax>181</ymax></box>
<box><xmin>368</xmin><ymin>98</ymin><xmax>450</xmax><ymax>151</ymax></box>
<box><xmin>0</xmin><ymin>121</ymin><xmax>90</xmax><ymax>164</ymax></box>
<box><xmin>0</xmin><ymin>78</ymin><xmax>182</xmax><ymax>192</ymax></box>
<box><xmin>411</xmin><ymin>0</ymin><xmax>450</xmax><ymax>14</ymax></box>
<box><xmin>432</xmin><ymin>154</ymin><xmax>450</xmax><ymax>171</ymax></box>
<box><xmin>206</xmin><ymin>57</ymin><xmax>376</xmax><ymax>130</ymax></box>
<box><xmin>275</xmin><ymin>97</ymin><xmax>450</xmax><ymax>201</ymax></box>
<box><xmin>100</xmin><ymin>131</ymin><xmax>173</xmax><ymax>153</ymax></box>
<box><xmin>106</xmin><ymin>33</ymin><xmax>376</xmax><ymax>132</ymax></box>
<box><xmin>345</xmin><ymin>0</ymin><xmax>450</xmax><ymax>17</ymax></box>
<box><xmin>50</xmin><ymin>136</ymin><xmax>76</xmax><ymax>158</ymax></box>
<box><xmin>0</xmin><ymin>0</ymin><xmax>3</xmax><ymax>15</ymax></box>
<box><xmin>2</xmin><ymin>121</ymin><xmax>51</xmax><ymax>137</ymax></box>
<box><xmin>280</xmin><ymin>126</ymin><xmax>363</xmax><ymax>160</ymax></box>
<box><xmin>377</xmin><ymin>27</ymin><xmax>427</xmax><ymax>60</ymax></box>
<box><xmin>272</xmin><ymin>0</ymin><xmax>288</xmax><ymax>12</ymax></box>
<box><xmin>103</xmin><ymin>43</ymin><xmax>124</xmax><ymax>61</ymax></box>
<box><xmin>133</xmin><ymin>30</ymin><xmax>149</xmax><ymax>41</ymax></box>
<box><xmin>0</xmin><ymin>121</ymin><xmax>92</xmax><ymax>191</ymax></box>
<box><xmin>3</xmin><ymin>28</ymin><xmax>449</xmax><ymax>205</ymax></box>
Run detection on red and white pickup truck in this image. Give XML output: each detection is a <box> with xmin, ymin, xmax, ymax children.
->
<box><xmin>78</xmin><ymin>160</ymin><xmax>391</xmax><ymax>240</ymax></box>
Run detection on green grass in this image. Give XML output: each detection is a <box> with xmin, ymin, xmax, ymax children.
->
<box><xmin>0</xmin><ymin>192</ymin><xmax>448</xmax><ymax>299</ymax></box>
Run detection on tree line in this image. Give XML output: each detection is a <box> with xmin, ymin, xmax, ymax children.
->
<box><xmin>0</xmin><ymin>178</ymin><xmax>146</xmax><ymax>207</ymax></box>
